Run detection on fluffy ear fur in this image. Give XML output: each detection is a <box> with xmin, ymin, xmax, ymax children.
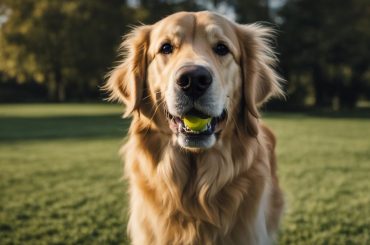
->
<box><xmin>237</xmin><ymin>24</ymin><xmax>284</xmax><ymax>136</ymax></box>
<box><xmin>105</xmin><ymin>25</ymin><xmax>151</xmax><ymax>117</ymax></box>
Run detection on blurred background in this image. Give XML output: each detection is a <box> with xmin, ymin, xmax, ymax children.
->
<box><xmin>0</xmin><ymin>1</ymin><xmax>369</xmax><ymax>245</ymax></box>
<box><xmin>1</xmin><ymin>0</ymin><xmax>369</xmax><ymax>109</ymax></box>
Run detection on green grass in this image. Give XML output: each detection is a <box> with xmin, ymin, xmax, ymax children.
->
<box><xmin>1</xmin><ymin>104</ymin><xmax>369</xmax><ymax>245</ymax></box>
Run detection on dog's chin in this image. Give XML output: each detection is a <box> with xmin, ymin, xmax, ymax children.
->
<box><xmin>166</xmin><ymin>109</ymin><xmax>227</xmax><ymax>151</ymax></box>
<box><xmin>177</xmin><ymin>133</ymin><xmax>216</xmax><ymax>150</ymax></box>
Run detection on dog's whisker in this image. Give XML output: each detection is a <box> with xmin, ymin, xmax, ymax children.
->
<box><xmin>142</xmin><ymin>94</ymin><xmax>152</xmax><ymax>101</ymax></box>
<box><xmin>142</xmin><ymin>98</ymin><xmax>166</xmax><ymax>137</ymax></box>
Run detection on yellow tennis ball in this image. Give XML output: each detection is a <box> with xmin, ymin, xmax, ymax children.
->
<box><xmin>183</xmin><ymin>116</ymin><xmax>211</xmax><ymax>131</ymax></box>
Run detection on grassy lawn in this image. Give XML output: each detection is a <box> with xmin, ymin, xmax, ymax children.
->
<box><xmin>0</xmin><ymin>104</ymin><xmax>369</xmax><ymax>244</ymax></box>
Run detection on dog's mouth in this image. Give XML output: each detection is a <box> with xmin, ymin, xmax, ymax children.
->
<box><xmin>166</xmin><ymin>108</ymin><xmax>227</xmax><ymax>149</ymax></box>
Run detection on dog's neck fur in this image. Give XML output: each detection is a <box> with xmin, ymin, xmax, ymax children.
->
<box><xmin>123</xmin><ymin>113</ymin><xmax>271</xmax><ymax>244</ymax></box>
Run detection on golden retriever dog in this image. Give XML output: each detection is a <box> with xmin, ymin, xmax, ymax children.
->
<box><xmin>106</xmin><ymin>11</ymin><xmax>284</xmax><ymax>245</ymax></box>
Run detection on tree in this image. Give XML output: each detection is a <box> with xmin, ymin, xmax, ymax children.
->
<box><xmin>279</xmin><ymin>0</ymin><xmax>370</xmax><ymax>109</ymax></box>
<box><xmin>134</xmin><ymin>0</ymin><xmax>201</xmax><ymax>24</ymax></box>
<box><xmin>210</xmin><ymin>0</ymin><xmax>271</xmax><ymax>22</ymax></box>
<box><xmin>0</xmin><ymin>0</ymin><xmax>131</xmax><ymax>101</ymax></box>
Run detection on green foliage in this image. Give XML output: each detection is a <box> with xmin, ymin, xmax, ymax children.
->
<box><xmin>1</xmin><ymin>104</ymin><xmax>369</xmax><ymax>244</ymax></box>
<box><xmin>279</xmin><ymin>0</ymin><xmax>370</xmax><ymax>109</ymax></box>
<box><xmin>233</xmin><ymin>0</ymin><xmax>270</xmax><ymax>23</ymax></box>
<box><xmin>135</xmin><ymin>0</ymin><xmax>202</xmax><ymax>23</ymax></box>
<box><xmin>0</xmin><ymin>0</ymin><xmax>132</xmax><ymax>101</ymax></box>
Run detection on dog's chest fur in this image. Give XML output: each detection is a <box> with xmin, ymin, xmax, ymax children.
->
<box><xmin>124</xmin><ymin>131</ymin><xmax>272</xmax><ymax>245</ymax></box>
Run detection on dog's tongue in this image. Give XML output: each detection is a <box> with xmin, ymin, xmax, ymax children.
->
<box><xmin>183</xmin><ymin>116</ymin><xmax>211</xmax><ymax>131</ymax></box>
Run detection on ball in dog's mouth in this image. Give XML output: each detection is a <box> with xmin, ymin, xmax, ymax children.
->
<box><xmin>166</xmin><ymin>109</ymin><xmax>227</xmax><ymax>149</ymax></box>
<box><xmin>183</xmin><ymin>116</ymin><xmax>211</xmax><ymax>132</ymax></box>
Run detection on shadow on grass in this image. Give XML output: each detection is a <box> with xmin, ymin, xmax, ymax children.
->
<box><xmin>1</xmin><ymin>108</ymin><xmax>368</xmax><ymax>142</ymax></box>
<box><xmin>0</xmin><ymin>114</ymin><xmax>130</xmax><ymax>142</ymax></box>
<box><xmin>263</xmin><ymin>108</ymin><xmax>370</xmax><ymax>119</ymax></box>
<box><xmin>307</xmin><ymin>108</ymin><xmax>370</xmax><ymax>119</ymax></box>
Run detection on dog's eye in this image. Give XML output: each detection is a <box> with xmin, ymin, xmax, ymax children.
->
<box><xmin>213</xmin><ymin>43</ymin><xmax>229</xmax><ymax>56</ymax></box>
<box><xmin>159</xmin><ymin>43</ymin><xmax>173</xmax><ymax>55</ymax></box>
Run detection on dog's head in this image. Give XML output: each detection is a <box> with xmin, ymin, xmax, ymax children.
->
<box><xmin>106</xmin><ymin>11</ymin><xmax>283</xmax><ymax>150</ymax></box>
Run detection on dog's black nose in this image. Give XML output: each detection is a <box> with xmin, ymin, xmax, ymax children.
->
<box><xmin>176</xmin><ymin>65</ymin><xmax>212</xmax><ymax>99</ymax></box>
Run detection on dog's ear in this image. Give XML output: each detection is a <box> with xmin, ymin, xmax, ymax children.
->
<box><xmin>105</xmin><ymin>25</ymin><xmax>151</xmax><ymax>117</ymax></box>
<box><xmin>237</xmin><ymin>24</ymin><xmax>284</xmax><ymax>136</ymax></box>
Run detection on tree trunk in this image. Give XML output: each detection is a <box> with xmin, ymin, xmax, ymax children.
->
<box><xmin>339</xmin><ymin>71</ymin><xmax>363</xmax><ymax>109</ymax></box>
<box><xmin>47</xmin><ymin>79</ymin><xmax>57</xmax><ymax>102</ymax></box>
<box><xmin>312</xmin><ymin>64</ymin><xmax>331</xmax><ymax>108</ymax></box>
<box><xmin>57</xmin><ymin>80</ymin><xmax>65</xmax><ymax>102</ymax></box>
<box><xmin>263</xmin><ymin>0</ymin><xmax>270</xmax><ymax>20</ymax></box>
<box><xmin>54</xmin><ymin>65</ymin><xmax>65</xmax><ymax>102</ymax></box>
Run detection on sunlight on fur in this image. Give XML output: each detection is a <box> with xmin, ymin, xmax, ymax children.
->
<box><xmin>105</xmin><ymin>11</ymin><xmax>284</xmax><ymax>245</ymax></box>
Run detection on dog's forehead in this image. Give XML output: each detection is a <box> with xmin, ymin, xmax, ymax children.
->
<box><xmin>154</xmin><ymin>12</ymin><xmax>194</xmax><ymax>35</ymax></box>
<box><xmin>151</xmin><ymin>11</ymin><xmax>238</xmax><ymax>44</ymax></box>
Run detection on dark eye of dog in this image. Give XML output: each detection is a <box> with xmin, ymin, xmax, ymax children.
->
<box><xmin>159</xmin><ymin>43</ymin><xmax>173</xmax><ymax>54</ymax></box>
<box><xmin>213</xmin><ymin>43</ymin><xmax>229</xmax><ymax>56</ymax></box>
